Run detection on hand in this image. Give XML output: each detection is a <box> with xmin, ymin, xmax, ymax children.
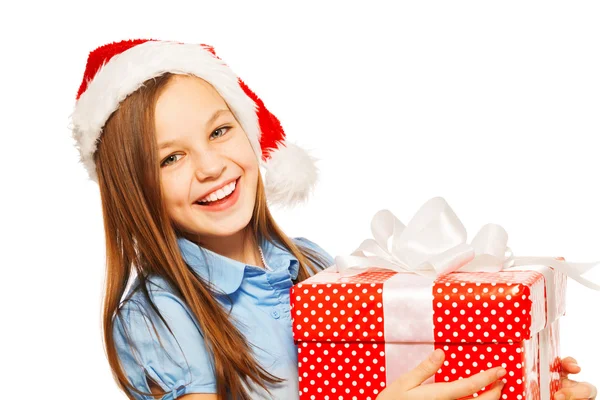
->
<box><xmin>554</xmin><ymin>356</ymin><xmax>597</xmax><ymax>400</ymax></box>
<box><xmin>376</xmin><ymin>349</ymin><xmax>506</xmax><ymax>400</ymax></box>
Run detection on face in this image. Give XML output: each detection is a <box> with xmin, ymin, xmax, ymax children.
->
<box><xmin>154</xmin><ymin>75</ymin><xmax>259</xmax><ymax>241</ymax></box>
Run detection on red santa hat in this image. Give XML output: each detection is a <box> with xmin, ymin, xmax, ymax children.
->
<box><xmin>70</xmin><ymin>38</ymin><xmax>318</xmax><ymax>207</ymax></box>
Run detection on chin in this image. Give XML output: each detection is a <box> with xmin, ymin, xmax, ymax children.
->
<box><xmin>183</xmin><ymin>211</ymin><xmax>254</xmax><ymax>239</ymax></box>
<box><xmin>208</xmin><ymin>221</ymin><xmax>249</xmax><ymax>237</ymax></box>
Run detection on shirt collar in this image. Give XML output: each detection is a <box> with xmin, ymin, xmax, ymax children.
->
<box><xmin>176</xmin><ymin>235</ymin><xmax>300</xmax><ymax>295</ymax></box>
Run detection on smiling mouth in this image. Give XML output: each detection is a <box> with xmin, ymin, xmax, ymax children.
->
<box><xmin>195</xmin><ymin>177</ymin><xmax>239</xmax><ymax>206</ymax></box>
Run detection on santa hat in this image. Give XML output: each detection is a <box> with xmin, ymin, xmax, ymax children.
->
<box><xmin>69</xmin><ymin>38</ymin><xmax>318</xmax><ymax>207</ymax></box>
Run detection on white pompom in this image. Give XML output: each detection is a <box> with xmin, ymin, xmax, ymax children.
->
<box><xmin>263</xmin><ymin>141</ymin><xmax>319</xmax><ymax>208</ymax></box>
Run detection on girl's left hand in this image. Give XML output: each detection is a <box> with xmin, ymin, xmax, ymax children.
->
<box><xmin>554</xmin><ymin>356</ymin><xmax>597</xmax><ymax>400</ymax></box>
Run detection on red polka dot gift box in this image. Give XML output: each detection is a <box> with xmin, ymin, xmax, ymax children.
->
<box><xmin>291</xmin><ymin>197</ymin><xmax>600</xmax><ymax>400</ymax></box>
<box><xmin>291</xmin><ymin>267</ymin><xmax>565</xmax><ymax>400</ymax></box>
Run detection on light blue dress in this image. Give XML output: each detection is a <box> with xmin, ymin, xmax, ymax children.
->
<box><xmin>112</xmin><ymin>236</ymin><xmax>333</xmax><ymax>399</ymax></box>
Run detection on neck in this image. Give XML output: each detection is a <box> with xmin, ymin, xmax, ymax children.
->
<box><xmin>187</xmin><ymin>227</ymin><xmax>263</xmax><ymax>268</ymax></box>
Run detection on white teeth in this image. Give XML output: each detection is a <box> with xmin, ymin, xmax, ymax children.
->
<box><xmin>198</xmin><ymin>180</ymin><xmax>237</xmax><ymax>203</ymax></box>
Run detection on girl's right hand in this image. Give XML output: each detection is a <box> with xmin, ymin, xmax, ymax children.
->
<box><xmin>376</xmin><ymin>349</ymin><xmax>506</xmax><ymax>400</ymax></box>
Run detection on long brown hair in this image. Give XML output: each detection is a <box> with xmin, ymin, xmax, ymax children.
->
<box><xmin>95</xmin><ymin>72</ymin><xmax>329</xmax><ymax>399</ymax></box>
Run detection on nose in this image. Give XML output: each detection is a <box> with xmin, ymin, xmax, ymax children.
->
<box><xmin>191</xmin><ymin>148</ymin><xmax>226</xmax><ymax>181</ymax></box>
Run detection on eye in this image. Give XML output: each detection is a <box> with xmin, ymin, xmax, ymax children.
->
<box><xmin>210</xmin><ymin>126</ymin><xmax>231</xmax><ymax>140</ymax></box>
<box><xmin>160</xmin><ymin>153</ymin><xmax>183</xmax><ymax>168</ymax></box>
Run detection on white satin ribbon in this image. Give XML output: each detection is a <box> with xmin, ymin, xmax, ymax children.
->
<box><xmin>334</xmin><ymin>197</ymin><xmax>600</xmax><ymax>291</ymax></box>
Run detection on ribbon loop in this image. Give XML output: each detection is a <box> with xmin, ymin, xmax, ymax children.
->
<box><xmin>333</xmin><ymin>197</ymin><xmax>600</xmax><ymax>291</ymax></box>
<box><xmin>371</xmin><ymin>209</ymin><xmax>404</xmax><ymax>253</ymax></box>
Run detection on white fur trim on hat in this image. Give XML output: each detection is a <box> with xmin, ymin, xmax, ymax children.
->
<box><xmin>70</xmin><ymin>40</ymin><xmax>262</xmax><ymax>182</ymax></box>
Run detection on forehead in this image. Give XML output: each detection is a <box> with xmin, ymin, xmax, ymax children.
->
<box><xmin>154</xmin><ymin>75</ymin><xmax>230</xmax><ymax>136</ymax></box>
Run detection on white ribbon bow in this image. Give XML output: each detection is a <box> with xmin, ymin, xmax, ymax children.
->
<box><xmin>334</xmin><ymin>197</ymin><xmax>600</xmax><ymax>291</ymax></box>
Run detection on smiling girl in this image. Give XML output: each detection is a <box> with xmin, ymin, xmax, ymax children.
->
<box><xmin>70</xmin><ymin>39</ymin><xmax>596</xmax><ymax>400</ymax></box>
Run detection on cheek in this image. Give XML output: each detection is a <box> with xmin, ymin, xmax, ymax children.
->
<box><xmin>160</xmin><ymin>174</ymin><xmax>189</xmax><ymax>211</ymax></box>
<box><xmin>231</xmin><ymin>134</ymin><xmax>260</xmax><ymax>174</ymax></box>
<box><xmin>242</xmin><ymin>151</ymin><xmax>259</xmax><ymax>175</ymax></box>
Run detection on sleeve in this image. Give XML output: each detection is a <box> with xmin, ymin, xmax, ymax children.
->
<box><xmin>293</xmin><ymin>237</ymin><xmax>335</xmax><ymax>275</ymax></box>
<box><xmin>112</xmin><ymin>293</ymin><xmax>217</xmax><ymax>400</ymax></box>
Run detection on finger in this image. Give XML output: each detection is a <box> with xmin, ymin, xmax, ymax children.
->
<box><xmin>467</xmin><ymin>380</ymin><xmax>505</xmax><ymax>400</ymax></box>
<box><xmin>440</xmin><ymin>367</ymin><xmax>506</xmax><ymax>399</ymax></box>
<box><xmin>561</xmin><ymin>356</ymin><xmax>577</xmax><ymax>365</ymax></box>
<box><xmin>555</xmin><ymin>381</ymin><xmax>598</xmax><ymax>400</ymax></box>
<box><xmin>388</xmin><ymin>349</ymin><xmax>445</xmax><ymax>391</ymax></box>
<box><xmin>560</xmin><ymin>364</ymin><xmax>581</xmax><ymax>380</ymax></box>
<box><xmin>560</xmin><ymin>357</ymin><xmax>581</xmax><ymax>377</ymax></box>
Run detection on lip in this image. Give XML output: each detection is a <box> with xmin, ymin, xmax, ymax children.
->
<box><xmin>194</xmin><ymin>177</ymin><xmax>240</xmax><ymax>204</ymax></box>
<box><xmin>193</xmin><ymin>177</ymin><xmax>241</xmax><ymax>212</ymax></box>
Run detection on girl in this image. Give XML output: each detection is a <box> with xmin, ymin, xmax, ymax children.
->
<box><xmin>70</xmin><ymin>39</ymin><xmax>596</xmax><ymax>400</ymax></box>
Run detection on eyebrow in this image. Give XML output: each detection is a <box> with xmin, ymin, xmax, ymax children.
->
<box><xmin>158</xmin><ymin>108</ymin><xmax>233</xmax><ymax>150</ymax></box>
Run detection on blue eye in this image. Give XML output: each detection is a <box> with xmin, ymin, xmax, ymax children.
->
<box><xmin>210</xmin><ymin>126</ymin><xmax>231</xmax><ymax>140</ymax></box>
<box><xmin>161</xmin><ymin>154</ymin><xmax>183</xmax><ymax>167</ymax></box>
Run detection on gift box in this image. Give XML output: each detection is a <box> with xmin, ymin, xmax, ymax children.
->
<box><xmin>291</xmin><ymin>197</ymin><xmax>599</xmax><ymax>399</ymax></box>
<box><xmin>291</xmin><ymin>266</ymin><xmax>567</xmax><ymax>400</ymax></box>
<box><xmin>289</xmin><ymin>196</ymin><xmax>600</xmax><ymax>400</ymax></box>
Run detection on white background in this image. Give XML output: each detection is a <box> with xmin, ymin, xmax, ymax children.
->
<box><xmin>2</xmin><ymin>0</ymin><xmax>599</xmax><ymax>398</ymax></box>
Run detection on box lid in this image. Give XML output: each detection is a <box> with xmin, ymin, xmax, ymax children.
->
<box><xmin>291</xmin><ymin>267</ymin><xmax>565</xmax><ymax>344</ymax></box>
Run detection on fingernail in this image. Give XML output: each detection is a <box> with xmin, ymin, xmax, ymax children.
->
<box><xmin>496</xmin><ymin>368</ymin><xmax>506</xmax><ymax>378</ymax></box>
<box><xmin>430</xmin><ymin>349</ymin><xmax>444</xmax><ymax>363</ymax></box>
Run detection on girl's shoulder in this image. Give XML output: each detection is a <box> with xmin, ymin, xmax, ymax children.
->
<box><xmin>112</xmin><ymin>275</ymin><xmax>217</xmax><ymax>397</ymax></box>
<box><xmin>293</xmin><ymin>236</ymin><xmax>330</xmax><ymax>255</ymax></box>
<box><xmin>117</xmin><ymin>274</ymin><xmax>181</xmax><ymax>317</ymax></box>
<box><xmin>293</xmin><ymin>236</ymin><xmax>323</xmax><ymax>249</ymax></box>
<box><xmin>292</xmin><ymin>236</ymin><xmax>335</xmax><ymax>268</ymax></box>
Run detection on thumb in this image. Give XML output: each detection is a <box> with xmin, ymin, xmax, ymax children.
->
<box><xmin>386</xmin><ymin>349</ymin><xmax>445</xmax><ymax>392</ymax></box>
